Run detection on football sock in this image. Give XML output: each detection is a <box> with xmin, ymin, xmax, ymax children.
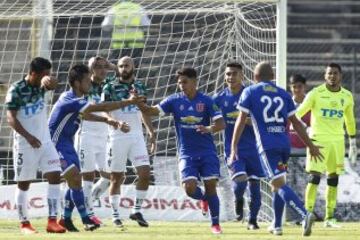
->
<box><xmin>206</xmin><ymin>194</ymin><xmax>220</xmax><ymax>226</ymax></box>
<box><xmin>272</xmin><ymin>192</ymin><xmax>285</xmax><ymax>228</ymax></box>
<box><xmin>64</xmin><ymin>189</ymin><xmax>74</xmax><ymax>219</ymax></box>
<box><xmin>249</xmin><ymin>180</ymin><xmax>261</xmax><ymax>222</ymax></box>
<box><xmin>92</xmin><ymin>177</ymin><xmax>110</xmax><ymax>200</ymax></box>
<box><xmin>47</xmin><ymin>184</ymin><xmax>60</xmax><ymax>219</ymax></box>
<box><xmin>133</xmin><ymin>190</ymin><xmax>147</xmax><ymax>213</ymax></box>
<box><xmin>325</xmin><ymin>186</ymin><xmax>337</xmax><ymax>220</ymax></box>
<box><xmin>278</xmin><ymin>185</ymin><xmax>307</xmax><ymax>219</ymax></box>
<box><xmin>110</xmin><ymin>194</ymin><xmax>120</xmax><ymax>220</ymax></box>
<box><xmin>15</xmin><ymin>188</ymin><xmax>28</xmax><ymax>223</ymax></box>
<box><xmin>305</xmin><ymin>183</ymin><xmax>318</xmax><ymax>213</ymax></box>
<box><xmin>70</xmin><ymin>188</ymin><xmax>88</xmax><ymax>219</ymax></box>
<box><xmin>82</xmin><ymin>180</ymin><xmax>94</xmax><ymax>216</ymax></box>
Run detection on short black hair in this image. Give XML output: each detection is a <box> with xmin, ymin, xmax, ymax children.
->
<box><xmin>327</xmin><ymin>63</ymin><xmax>342</xmax><ymax>73</ymax></box>
<box><xmin>176</xmin><ymin>67</ymin><xmax>197</xmax><ymax>80</ymax></box>
<box><xmin>68</xmin><ymin>64</ymin><xmax>90</xmax><ymax>87</ymax></box>
<box><xmin>29</xmin><ymin>57</ymin><xmax>52</xmax><ymax>74</ymax></box>
<box><xmin>289</xmin><ymin>74</ymin><xmax>306</xmax><ymax>85</ymax></box>
<box><xmin>226</xmin><ymin>62</ymin><xmax>243</xmax><ymax>70</ymax></box>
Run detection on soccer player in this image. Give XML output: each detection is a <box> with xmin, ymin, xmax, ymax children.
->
<box><xmin>75</xmin><ymin>56</ymin><xmax>117</xmax><ymax>225</ymax></box>
<box><xmin>101</xmin><ymin>56</ymin><xmax>156</xmax><ymax>228</ymax></box>
<box><xmin>133</xmin><ymin>67</ymin><xmax>226</xmax><ymax>234</ymax></box>
<box><xmin>229</xmin><ymin>62</ymin><xmax>323</xmax><ymax>236</ymax></box>
<box><xmin>49</xmin><ymin>64</ymin><xmax>136</xmax><ymax>232</ymax></box>
<box><xmin>6</xmin><ymin>57</ymin><xmax>66</xmax><ymax>234</ymax></box>
<box><xmin>296</xmin><ymin>63</ymin><xmax>357</xmax><ymax>228</ymax></box>
<box><xmin>213</xmin><ymin>62</ymin><xmax>264</xmax><ymax>229</ymax></box>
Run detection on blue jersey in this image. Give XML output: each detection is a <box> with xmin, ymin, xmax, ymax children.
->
<box><xmin>238</xmin><ymin>81</ymin><xmax>296</xmax><ymax>152</ymax></box>
<box><xmin>49</xmin><ymin>90</ymin><xmax>89</xmax><ymax>148</ymax></box>
<box><xmin>157</xmin><ymin>92</ymin><xmax>223</xmax><ymax>159</ymax></box>
<box><xmin>213</xmin><ymin>87</ymin><xmax>257</xmax><ymax>157</ymax></box>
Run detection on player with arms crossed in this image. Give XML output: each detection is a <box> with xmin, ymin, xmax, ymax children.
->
<box><xmin>49</xmin><ymin>64</ymin><xmax>135</xmax><ymax>231</ymax></box>
<box><xmin>213</xmin><ymin>62</ymin><xmax>264</xmax><ymax>229</ymax></box>
<box><xmin>230</xmin><ymin>62</ymin><xmax>323</xmax><ymax>236</ymax></box>
<box><xmin>101</xmin><ymin>56</ymin><xmax>155</xmax><ymax>228</ymax></box>
<box><xmin>75</xmin><ymin>56</ymin><xmax>118</xmax><ymax>225</ymax></box>
<box><xmin>134</xmin><ymin>67</ymin><xmax>225</xmax><ymax>234</ymax></box>
<box><xmin>296</xmin><ymin>63</ymin><xmax>357</xmax><ymax>228</ymax></box>
<box><xmin>6</xmin><ymin>57</ymin><xmax>65</xmax><ymax>234</ymax></box>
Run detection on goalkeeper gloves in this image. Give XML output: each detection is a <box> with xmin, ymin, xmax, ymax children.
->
<box><xmin>348</xmin><ymin>137</ymin><xmax>358</xmax><ymax>164</ymax></box>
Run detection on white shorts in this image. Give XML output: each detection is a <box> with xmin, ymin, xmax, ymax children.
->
<box><xmin>107</xmin><ymin>135</ymin><xmax>149</xmax><ymax>172</ymax></box>
<box><xmin>75</xmin><ymin>135</ymin><xmax>108</xmax><ymax>173</ymax></box>
<box><xmin>13</xmin><ymin>141</ymin><xmax>61</xmax><ymax>181</ymax></box>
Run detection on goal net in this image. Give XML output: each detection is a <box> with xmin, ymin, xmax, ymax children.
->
<box><xmin>0</xmin><ymin>0</ymin><xmax>284</xmax><ymax>222</ymax></box>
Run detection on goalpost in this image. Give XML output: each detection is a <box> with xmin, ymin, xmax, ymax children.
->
<box><xmin>0</xmin><ymin>0</ymin><xmax>286</xmax><ymax>222</ymax></box>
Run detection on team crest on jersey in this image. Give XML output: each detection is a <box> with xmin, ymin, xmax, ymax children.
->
<box><xmin>340</xmin><ymin>98</ymin><xmax>344</xmax><ymax>106</ymax></box>
<box><xmin>180</xmin><ymin>104</ymin><xmax>184</xmax><ymax>111</ymax></box>
<box><xmin>224</xmin><ymin>101</ymin><xmax>228</xmax><ymax>107</ymax></box>
<box><xmin>196</xmin><ymin>103</ymin><xmax>205</xmax><ymax>112</ymax></box>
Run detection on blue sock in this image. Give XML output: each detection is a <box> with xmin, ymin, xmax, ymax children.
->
<box><xmin>206</xmin><ymin>194</ymin><xmax>220</xmax><ymax>226</ymax></box>
<box><xmin>70</xmin><ymin>188</ymin><xmax>88</xmax><ymax>219</ymax></box>
<box><xmin>278</xmin><ymin>184</ymin><xmax>307</xmax><ymax>219</ymax></box>
<box><xmin>64</xmin><ymin>189</ymin><xmax>74</xmax><ymax>219</ymax></box>
<box><xmin>249</xmin><ymin>180</ymin><xmax>261</xmax><ymax>222</ymax></box>
<box><xmin>189</xmin><ymin>187</ymin><xmax>205</xmax><ymax>200</ymax></box>
<box><xmin>232</xmin><ymin>180</ymin><xmax>247</xmax><ymax>201</ymax></box>
<box><xmin>272</xmin><ymin>192</ymin><xmax>285</xmax><ymax>228</ymax></box>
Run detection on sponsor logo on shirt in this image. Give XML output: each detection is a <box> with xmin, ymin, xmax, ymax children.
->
<box><xmin>180</xmin><ymin>116</ymin><xmax>202</xmax><ymax>124</ymax></box>
<box><xmin>320</xmin><ymin>108</ymin><xmax>343</xmax><ymax>118</ymax></box>
<box><xmin>21</xmin><ymin>99</ymin><xmax>45</xmax><ymax>117</ymax></box>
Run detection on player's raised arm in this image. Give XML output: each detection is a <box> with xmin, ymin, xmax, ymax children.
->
<box><xmin>296</xmin><ymin>89</ymin><xmax>314</xmax><ymax>119</ymax></box>
<box><xmin>135</xmin><ymin>100</ymin><xmax>161</xmax><ymax>116</ymax></box>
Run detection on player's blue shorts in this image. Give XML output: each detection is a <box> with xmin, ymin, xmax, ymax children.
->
<box><xmin>226</xmin><ymin>148</ymin><xmax>265</xmax><ymax>180</ymax></box>
<box><xmin>259</xmin><ymin>148</ymin><xmax>290</xmax><ymax>180</ymax></box>
<box><xmin>179</xmin><ymin>154</ymin><xmax>220</xmax><ymax>182</ymax></box>
<box><xmin>56</xmin><ymin>144</ymin><xmax>80</xmax><ymax>174</ymax></box>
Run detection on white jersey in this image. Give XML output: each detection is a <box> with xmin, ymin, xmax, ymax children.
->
<box><xmin>5</xmin><ymin>79</ymin><xmax>52</xmax><ymax>149</ymax></box>
<box><xmin>102</xmin><ymin>78</ymin><xmax>146</xmax><ymax>139</ymax></box>
<box><xmin>78</xmin><ymin>81</ymin><xmax>108</xmax><ymax>138</ymax></box>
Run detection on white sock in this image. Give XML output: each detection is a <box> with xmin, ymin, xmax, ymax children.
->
<box><xmin>133</xmin><ymin>190</ymin><xmax>147</xmax><ymax>213</ymax></box>
<box><xmin>82</xmin><ymin>180</ymin><xmax>94</xmax><ymax>216</ymax></box>
<box><xmin>15</xmin><ymin>188</ymin><xmax>28</xmax><ymax>223</ymax></box>
<box><xmin>109</xmin><ymin>194</ymin><xmax>120</xmax><ymax>220</ymax></box>
<box><xmin>92</xmin><ymin>177</ymin><xmax>110</xmax><ymax>200</ymax></box>
<box><xmin>60</xmin><ymin>182</ymin><xmax>68</xmax><ymax>219</ymax></box>
<box><xmin>47</xmin><ymin>184</ymin><xmax>60</xmax><ymax>219</ymax></box>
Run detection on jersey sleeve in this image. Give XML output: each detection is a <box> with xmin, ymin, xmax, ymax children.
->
<box><xmin>344</xmin><ymin>93</ymin><xmax>356</xmax><ymax>136</ymax></box>
<box><xmin>135</xmin><ymin>81</ymin><xmax>147</xmax><ymax>97</ymax></box>
<box><xmin>207</xmin><ymin>97</ymin><xmax>223</xmax><ymax>121</ymax></box>
<box><xmin>101</xmin><ymin>83</ymin><xmax>112</xmax><ymax>102</ymax></box>
<box><xmin>296</xmin><ymin>90</ymin><xmax>315</xmax><ymax>118</ymax></box>
<box><xmin>237</xmin><ymin>87</ymin><xmax>251</xmax><ymax>113</ymax></box>
<box><xmin>5</xmin><ymin>85</ymin><xmax>21</xmax><ymax>110</ymax></box>
<box><xmin>156</xmin><ymin>95</ymin><xmax>174</xmax><ymax>116</ymax></box>
<box><xmin>70</xmin><ymin>98</ymin><xmax>90</xmax><ymax>114</ymax></box>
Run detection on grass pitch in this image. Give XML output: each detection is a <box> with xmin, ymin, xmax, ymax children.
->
<box><xmin>0</xmin><ymin>219</ymin><xmax>359</xmax><ymax>240</ymax></box>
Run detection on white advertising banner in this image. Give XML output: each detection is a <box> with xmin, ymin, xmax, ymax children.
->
<box><xmin>0</xmin><ymin>183</ymin><xmax>228</xmax><ymax>221</ymax></box>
